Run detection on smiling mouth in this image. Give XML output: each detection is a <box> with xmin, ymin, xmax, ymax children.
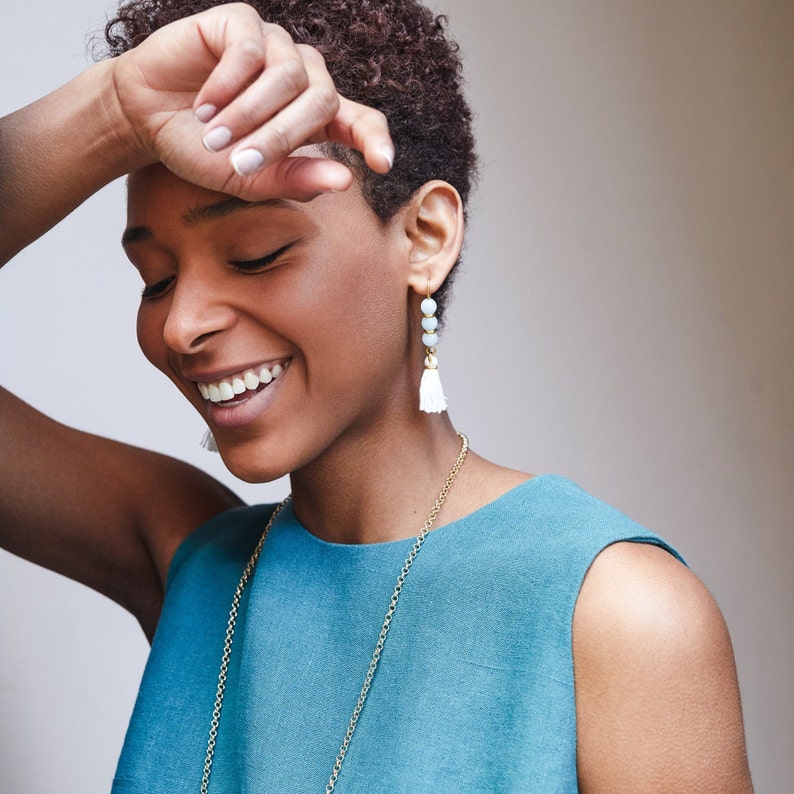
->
<box><xmin>196</xmin><ymin>360</ymin><xmax>288</xmax><ymax>404</ymax></box>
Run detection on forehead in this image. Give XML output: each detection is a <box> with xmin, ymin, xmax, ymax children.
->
<box><xmin>127</xmin><ymin>165</ymin><xmax>242</xmax><ymax>223</ymax></box>
<box><xmin>126</xmin><ymin>142</ymin><xmax>348</xmax><ymax>221</ymax></box>
<box><xmin>125</xmin><ymin>158</ymin><xmax>373</xmax><ymax>231</ymax></box>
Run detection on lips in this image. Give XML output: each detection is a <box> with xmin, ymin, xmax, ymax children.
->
<box><xmin>196</xmin><ymin>361</ymin><xmax>287</xmax><ymax>404</ymax></box>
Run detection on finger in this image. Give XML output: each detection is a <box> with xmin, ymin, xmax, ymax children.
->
<box><xmin>205</xmin><ymin>44</ymin><xmax>339</xmax><ymax>161</ymax></box>
<box><xmin>225</xmin><ymin>48</ymin><xmax>343</xmax><ymax>176</ymax></box>
<box><xmin>226</xmin><ymin>50</ymin><xmax>393</xmax><ymax>178</ymax></box>
<box><xmin>203</xmin><ymin>42</ymin><xmax>319</xmax><ymax>150</ymax></box>
<box><xmin>325</xmin><ymin>96</ymin><xmax>394</xmax><ymax>174</ymax></box>
<box><xmin>229</xmin><ymin>97</ymin><xmax>393</xmax><ymax>179</ymax></box>
<box><xmin>227</xmin><ymin>156</ymin><xmax>354</xmax><ymax>201</ymax></box>
<box><xmin>192</xmin><ymin>11</ymin><xmax>309</xmax><ymax>129</ymax></box>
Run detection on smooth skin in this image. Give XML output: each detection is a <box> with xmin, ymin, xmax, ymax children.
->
<box><xmin>0</xmin><ymin>4</ymin><xmax>752</xmax><ymax>789</ymax></box>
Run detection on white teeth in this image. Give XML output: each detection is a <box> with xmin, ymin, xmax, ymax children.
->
<box><xmin>219</xmin><ymin>381</ymin><xmax>235</xmax><ymax>401</ymax></box>
<box><xmin>198</xmin><ymin>361</ymin><xmax>287</xmax><ymax>403</ymax></box>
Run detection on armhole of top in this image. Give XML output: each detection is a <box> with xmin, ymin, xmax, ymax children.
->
<box><xmin>611</xmin><ymin>535</ymin><xmax>687</xmax><ymax>567</ymax></box>
<box><xmin>164</xmin><ymin>503</ymin><xmax>280</xmax><ymax>592</ymax></box>
<box><xmin>575</xmin><ymin>535</ymin><xmax>688</xmax><ymax>598</ymax></box>
<box><xmin>165</xmin><ymin>515</ymin><xmax>225</xmax><ymax>592</ymax></box>
<box><xmin>568</xmin><ymin>534</ymin><xmax>689</xmax><ymax>659</ymax></box>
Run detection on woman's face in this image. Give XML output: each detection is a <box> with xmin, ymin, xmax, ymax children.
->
<box><xmin>124</xmin><ymin>164</ymin><xmax>417</xmax><ymax>482</ymax></box>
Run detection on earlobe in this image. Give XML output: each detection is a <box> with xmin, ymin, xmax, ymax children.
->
<box><xmin>403</xmin><ymin>181</ymin><xmax>464</xmax><ymax>294</ymax></box>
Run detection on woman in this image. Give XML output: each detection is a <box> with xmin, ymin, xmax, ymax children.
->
<box><xmin>0</xmin><ymin>0</ymin><xmax>752</xmax><ymax>791</ymax></box>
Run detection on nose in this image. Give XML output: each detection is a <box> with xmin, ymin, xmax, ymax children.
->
<box><xmin>162</xmin><ymin>268</ymin><xmax>235</xmax><ymax>353</ymax></box>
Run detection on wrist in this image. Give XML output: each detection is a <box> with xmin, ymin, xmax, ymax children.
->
<box><xmin>82</xmin><ymin>58</ymin><xmax>156</xmax><ymax>179</ymax></box>
<box><xmin>0</xmin><ymin>60</ymin><xmax>156</xmax><ymax>265</ymax></box>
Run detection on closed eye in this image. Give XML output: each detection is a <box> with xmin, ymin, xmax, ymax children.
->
<box><xmin>229</xmin><ymin>242</ymin><xmax>296</xmax><ymax>273</ymax></box>
<box><xmin>141</xmin><ymin>275</ymin><xmax>175</xmax><ymax>300</ymax></box>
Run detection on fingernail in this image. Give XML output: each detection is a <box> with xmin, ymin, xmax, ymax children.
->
<box><xmin>194</xmin><ymin>103</ymin><xmax>217</xmax><ymax>123</ymax></box>
<box><xmin>231</xmin><ymin>148</ymin><xmax>265</xmax><ymax>177</ymax></box>
<box><xmin>203</xmin><ymin>126</ymin><xmax>232</xmax><ymax>152</ymax></box>
<box><xmin>382</xmin><ymin>143</ymin><xmax>395</xmax><ymax>170</ymax></box>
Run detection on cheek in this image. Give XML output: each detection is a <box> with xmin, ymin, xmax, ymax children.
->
<box><xmin>302</xmin><ymin>234</ymin><xmax>407</xmax><ymax>344</ymax></box>
<box><xmin>136</xmin><ymin>304</ymin><xmax>167</xmax><ymax>372</ymax></box>
<box><xmin>297</xmin><ymin>273</ymin><xmax>406</xmax><ymax>374</ymax></box>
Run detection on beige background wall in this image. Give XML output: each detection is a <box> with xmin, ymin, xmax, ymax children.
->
<box><xmin>1</xmin><ymin>1</ymin><xmax>791</xmax><ymax>791</ymax></box>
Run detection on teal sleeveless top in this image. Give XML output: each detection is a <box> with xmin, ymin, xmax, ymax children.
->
<box><xmin>112</xmin><ymin>475</ymin><xmax>683</xmax><ymax>793</ymax></box>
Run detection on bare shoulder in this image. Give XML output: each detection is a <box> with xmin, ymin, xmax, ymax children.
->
<box><xmin>573</xmin><ymin>541</ymin><xmax>753</xmax><ymax>793</ymax></box>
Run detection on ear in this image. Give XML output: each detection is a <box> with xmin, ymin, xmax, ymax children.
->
<box><xmin>402</xmin><ymin>181</ymin><xmax>464</xmax><ymax>295</ymax></box>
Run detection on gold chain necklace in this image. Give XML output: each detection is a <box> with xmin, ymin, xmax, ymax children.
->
<box><xmin>200</xmin><ymin>432</ymin><xmax>469</xmax><ymax>794</ymax></box>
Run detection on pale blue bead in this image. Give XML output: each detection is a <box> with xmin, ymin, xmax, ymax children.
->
<box><xmin>422</xmin><ymin>332</ymin><xmax>439</xmax><ymax>347</ymax></box>
<box><xmin>421</xmin><ymin>316</ymin><xmax>438</xmax><ymax>332</ymax></box>
<box><xmin>421</xmin><ymin>297</ymin><xmax>437</xmax><ymax>316</ymax></box>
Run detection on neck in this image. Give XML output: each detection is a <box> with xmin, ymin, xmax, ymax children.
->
<box><xmin>288</xmin><ymin>411</ymin><xmax>466</xmax><ymax>544</ymax></box>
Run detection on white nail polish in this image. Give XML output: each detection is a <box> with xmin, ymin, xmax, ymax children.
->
<box><xmin>382</xmin><ymin>143</ymin><xmax>395</xmax><ymax>169</ymax></box>
<box><xmin>232</xmin><ymin>148</ymin><xmax>265</xmax><ymax>177</ymax></box>
<box><xmin>203</xmin><ymin>126</ymin><xmax>232</xmax><ymax>152</ymax></box>
<box><xmin>195</xmin><ymin>103</ymin><xmax>217</xmax><ymax>123</ymax></box>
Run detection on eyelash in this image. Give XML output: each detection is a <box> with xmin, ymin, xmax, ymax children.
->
<box><xmin>140</xmin><ymin>276</ymin><xmax>174</xmax><ymax>300</ymax></box>
<box><xmin>140</xmin><ymin>243</ymin><xmax>295</xmax><ymax>300</ymax></box>
<box><xmin>229</xmin><ymin>242</ymin><xmax>295</xmax><ymax>273</ymax></box>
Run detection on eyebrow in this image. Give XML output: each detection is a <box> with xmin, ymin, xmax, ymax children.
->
<box><xmin>121</xmin><ymin>197</ymin><xmax>299</xmax><ymax>247</ymax></box>
<box><xmin>182</xmin><ymin>196</ymin><xmax>297</xmax><ymax>227</ymax></box>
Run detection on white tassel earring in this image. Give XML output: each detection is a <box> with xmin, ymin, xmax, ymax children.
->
<box><xmin>419</xmin><ymin>284</ymin><xmax>448</xmax><ymax>413</ymax></box>
<box><xmin>201</xmin><ymin>428</ymin><xmax>219</xmax><ymax>452</ymax></box>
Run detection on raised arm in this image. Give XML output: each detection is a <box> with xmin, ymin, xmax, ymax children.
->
<box><xmin>0</xmin><ymin>4</ymin><xmax>393</xmax><ymax>635</ymax></box>
<box><xmin>0</xmin><ymin>387</ymin><xmax>241</xmax><ymax>640</ymax></box>
<box><xmin>0</xmin><ymin>2</ymin><xmax>393</xmax><ymax>266</ymax></box>
<box><xmin>0</xmin><ymin>59</ymin><xmax>138</xmax><ymax>265</ymax></box>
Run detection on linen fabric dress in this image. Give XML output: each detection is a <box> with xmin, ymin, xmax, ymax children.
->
<box><xmin>112</xmin><ymin>474</ymin><xmax>683</xmax><ymax>793</ymax></box>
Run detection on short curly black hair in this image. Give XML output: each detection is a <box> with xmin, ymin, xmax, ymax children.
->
<box><xmin>102</xmin><ymin>0</ymin><xmax>477</xmax><ymax>316</ymax></box>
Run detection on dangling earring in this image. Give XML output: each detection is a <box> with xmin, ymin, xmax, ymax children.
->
<box><xmin>419</xmin><ymin>283</ymin><xmax>448</xmax><ymax>413</ymax></box>
<box><xmin>201</xmin><ymin>428</ymin><xmax>219</xmax><ymax>452</ymax></box>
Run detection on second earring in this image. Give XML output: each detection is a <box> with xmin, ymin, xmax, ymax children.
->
<box><xmin>419</xmin><ymin>290</ymin><xmax>448</xmax><ymax>413</ymax></box>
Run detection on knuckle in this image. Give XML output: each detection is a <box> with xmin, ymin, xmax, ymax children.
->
<box><xmin>295</xmin><ymin>43</ymin><xmax>322</xmax><ymax>64</ymax></box>
<box><xmin>274</xmin><ymin>56</ymin><xmax>310</xmax><ymax>96</ymax></box>
<box><xmin>236</xmin><ymin>38</ymin><xmax>266</xmax><ymax>67</ymax></box>
<box><xmin>229</xmin><ymin>3</ymin><xmax>267</xmax><ymax>31</ymax></box>
<box><xmin>260</xmin><ymin>22</ymin><xmax>291</xmax><ymax>42</ymax></box>
<box><xmin>369</xmin><ymin>107</ymin><xmax>389</xmax><ymax>128</ymax></box>
<box><xmin>312</xmin><ymin>83</ymin><xmax>340</xmax><ymax>119</ymax></box>
<box><xmin>356</xmin><ymin>106</ymin><xmax>389</xmax><ymax>137</ymax></box>
<box><xmin>265</xmin><ymin>122</ymin><xmax>297</xmax><ymax>157</ymax></box>
<box><xmin>212</xmin><ymin>70</ymin><xmax>242</xmax><ymax>97</ymax></box>
<box><xmin>234</xmin><ymin>98</ymin><xmax>261</xmax><ymax>131</ymax></box>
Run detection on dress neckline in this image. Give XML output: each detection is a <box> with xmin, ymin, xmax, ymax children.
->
<box><xmin>276</xmin><ymin>474</ymin><xmax>557</xmax><ymax>551</ymax></box>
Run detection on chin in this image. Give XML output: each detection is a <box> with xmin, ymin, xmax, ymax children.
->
<box><xmin>216</xmin><ymin>442</ymin><xmax>291</xmax><ymax>485</ymax></box>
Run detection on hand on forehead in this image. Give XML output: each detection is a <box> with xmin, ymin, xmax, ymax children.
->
<box><xmin>113</xmin><ymin>5</ymin><xmax>393</xmax><ymax>201</ymax></box>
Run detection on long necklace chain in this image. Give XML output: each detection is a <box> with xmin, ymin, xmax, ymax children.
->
<box><xmin>200</xmin><ymin>432</ymin><xmax>469</xmax><ymax>794</ymax></box>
